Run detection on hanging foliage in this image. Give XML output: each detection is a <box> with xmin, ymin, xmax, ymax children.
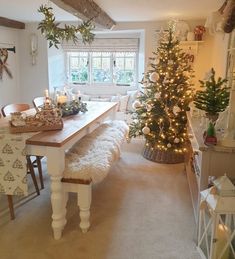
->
<box><xmin>38</xmin><ymin>5</ymin><xmax>95</xmax><ymax>48</ymax></box>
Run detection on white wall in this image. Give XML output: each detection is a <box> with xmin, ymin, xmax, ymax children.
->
<box><xmin>0</xmin><ymin>19</ymin><xmax>231</xmax><ymax>107</ymax></box>
<box><xmin>0</xmin><ymin>26</ymin><xmax>20</xmax><ymax>107</ymax></box>
<box><xmin>48</xmin><ymin>45</ymin><xmax>65</xmax><ymax>92</ymax></box>
<box><xmin>19</xmin><ymin>23</ymin><xmax>49</xmax><ymax>105</ymax></box>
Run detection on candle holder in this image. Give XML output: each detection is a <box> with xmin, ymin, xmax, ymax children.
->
<box><xmin>197</xmin><ymin>175</ymin><xmax>235</xmax><ymax>259</ymax></box>
<box><xmin>58</xmin><ymin>98</ymin><xmax>88</xmax><ymax>117</ymax></box>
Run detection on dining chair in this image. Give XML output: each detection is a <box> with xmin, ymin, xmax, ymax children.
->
<box><xmin>1</xmin><ymin>103</ymin><xmax>44</xmax><ymax>190</ymax></box>
<box><xmin>32</xmin><ymin>97</ymin><xmax>45</xmax><ymax>111</ymax></box>
<box><xmin>1</xmin><ymin>103</ymin><xmax>30</xmax><ymax>117</ymax></box>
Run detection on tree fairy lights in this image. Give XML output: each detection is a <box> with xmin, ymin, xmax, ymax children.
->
<box><xmin>128</xmin><ymin>23</ymin><xmax>194</xmax><ymax>161</ymax></box>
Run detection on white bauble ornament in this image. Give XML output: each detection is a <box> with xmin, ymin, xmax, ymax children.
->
<box><xmin>167</xmin><ymin>143</ymin><xmax>172</xmax><ymax>148</ymax></box>
<box><xmin>142</xmin><ymin>126</ymin><xmax>150</xmax><ymax>135</ymax></box>
<box><xmin>149</xmin><ymin>72</ymin><xmax>159</xmax><ymax>82</ymax></box>
<box><xmin>174</xmin><ymin>138</ymin><xmax>180</xmax><ymax>143</ymax></box>
<box><xmin>146</xmin><ymin>104</ymin><xmax>152</xmax><ymax>112</ymax></box>
<box><xmin>132</xmin><ymin>100</ymin><xmax>141</xmax><ymax>109</ymax></box>
<box><xmin>154</xmin><ymin>92</ymin><xmax>161</xmax><ymax>99</ymax></box>
<box><xmin>173</xmin><ymin>105</ymin><xmax>181</xmax><ymax>115</ymax></box>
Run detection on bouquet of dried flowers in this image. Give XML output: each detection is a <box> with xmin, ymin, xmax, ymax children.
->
<box><xmin>194</xmin><ymin>25</ymin><xmax>206</xmax><ymax>35</ymax></box>
<box><xmin>194</xmin><ymin>25</ymin><xmax>206</xmax><ymax>40</ymax></box>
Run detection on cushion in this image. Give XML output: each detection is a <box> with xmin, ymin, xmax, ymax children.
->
<box><xmin>111</xmin><ymin>95</ymin><xmax>120</xmax><ymax>111</ymax></box>
<box><xmin>111</xmin><ymin>95</ymin><xmax>129</xmax><ymax>112</ymax></box>
<box><xmin>127</xmin><ymin>90</ymin><xmax>139</xmax><ymax>111</ymax></box>
<box><xmin>119</xmin><ymin>95</ymin><xmax>129</xmax><ymax>112</ymax></box>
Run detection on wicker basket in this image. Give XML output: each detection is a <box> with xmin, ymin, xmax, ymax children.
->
<box><xmin>142</xmin><ymin>145</ymin><xmax>185</xmax><ymax>164</ymax></box>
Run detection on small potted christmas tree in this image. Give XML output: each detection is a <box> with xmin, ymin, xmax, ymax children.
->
<box><xmin>194</xmin><ymin>68</ymin><xmax>230</xmax><ymax>123</ymax></box>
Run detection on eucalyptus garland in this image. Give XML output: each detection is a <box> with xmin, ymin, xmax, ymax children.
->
<box><xmin>38</xmin><ymin>5</ymin><xmax>95</xmax><ymax>48</ymax></box>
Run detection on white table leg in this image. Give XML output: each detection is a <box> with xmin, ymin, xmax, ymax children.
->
<box><xmin>47</xmin><ymin>148</ymin><xmax>66</xmax><ymax>240</ymax></box>
<box><xmin>77</xmin><ymin>183</ymin><xmax>92</xmax><ymax>233</ymax></box>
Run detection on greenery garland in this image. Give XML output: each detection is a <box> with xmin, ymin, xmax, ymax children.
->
<box><xmin>38</xmin><ymin>5</ymin><xmax>95</xmax><ymax>48</ymax></box>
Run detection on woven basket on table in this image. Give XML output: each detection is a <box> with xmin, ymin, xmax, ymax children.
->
<box><xmin>142</xmin><ymin>145</ymin><xmax>186</xmax><ymax>164</ymax></box>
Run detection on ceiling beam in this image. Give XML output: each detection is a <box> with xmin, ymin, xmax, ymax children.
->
<box><xmin>51</xmin><ymin>0</ymin><xmax>116</xmax><ymax>29</ymax></box>
<box><xmin>0</xmin><ymin>17</ymin><xmax>25</xmax><ymax>29</ymax></box>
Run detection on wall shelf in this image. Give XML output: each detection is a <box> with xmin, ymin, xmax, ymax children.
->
<box><xmin>179</xmin><ymin>41</ymin><xmax>204</xmax><ymax>54</ymax></box>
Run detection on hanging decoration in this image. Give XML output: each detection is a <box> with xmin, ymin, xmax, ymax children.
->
<box><xmin>37</xmin><ymin>5</ymin><xmax>95</xmax><ymax>48</ymax></box>
<box><xmin>0</xmin><ymin>47</ymin><xmax>15</xmax><ymax>80</ymax></box>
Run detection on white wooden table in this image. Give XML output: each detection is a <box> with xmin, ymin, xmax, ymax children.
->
<box><xmin>8</xmin><ymin>101</ymin><xmax>117</xmax><ymax>239</ymax></box>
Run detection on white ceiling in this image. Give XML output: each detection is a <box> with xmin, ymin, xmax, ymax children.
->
<box><xmin>0</xmin><ymin>0</ymin><xmax>225</xmax><ymax>23</ymax></box>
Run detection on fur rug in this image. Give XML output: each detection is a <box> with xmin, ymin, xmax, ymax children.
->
<box><xmin>63</xmin><ymin>120</ymin><xmax>129</xmax><ymax>184</ymax></box>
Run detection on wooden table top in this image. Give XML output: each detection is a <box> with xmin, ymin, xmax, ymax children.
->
<box><xmin>0</xmin><ymin>101</ymin><xmax>117</xmax><ymax>148</ymax></box>
<box><xmin>26</xmin><ymin>101</ymin><xmax>117</xmax><ymax>147</ymax></box>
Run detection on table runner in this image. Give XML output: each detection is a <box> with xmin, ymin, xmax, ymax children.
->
<box><xmin>0</xmin><ymin>127</ymin><xmax>32</xmax><ymax>196</ymax></box>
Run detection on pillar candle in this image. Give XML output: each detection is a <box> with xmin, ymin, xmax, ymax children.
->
<box><xmin>215</xmin><ymin>224</ymin><xmax>230</xmax><ymax>259</ymax></box>
<box><xmin>44</xmin><ymin>89</ymin><xmax>49</xmax><ymax>98</ymax></box>
<box><xmin>57</xmin><ymin>95</ymin><xmax>67</xmax><ymax>104</ymax></box>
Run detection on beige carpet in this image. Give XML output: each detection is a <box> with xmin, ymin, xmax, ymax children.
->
<box><xmin>0</xmin><ymin>139</ymin><xmax>200</xmax><ymax>259</ymax></box>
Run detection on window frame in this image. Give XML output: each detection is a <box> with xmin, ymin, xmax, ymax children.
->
<box><xmin>66</xmin><ymin>51</ymin><xmax>138</xmax><ymax>86</ymax></box>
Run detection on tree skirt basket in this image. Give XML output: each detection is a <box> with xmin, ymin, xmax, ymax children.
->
<box><xmin>142</xmin><ymin>145</ymin><xmax>185</xmax><ymax>164</ymax></box>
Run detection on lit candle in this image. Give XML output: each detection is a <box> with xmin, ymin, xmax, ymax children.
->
<box><xmin>44</xmin><ymin>89</ymin><xmax>49</xmax><ymax>98</ymax></box>
<box><xmin>57</xmin><ymin>95</ymin><xmax>67</xmax><ymax>104</ymax></box>
<box><xmin>215</xmin><ymin>224</ymin><xmax>229</xmax><ymax>259</ymax></box>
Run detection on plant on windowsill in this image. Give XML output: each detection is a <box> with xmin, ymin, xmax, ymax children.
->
<box><xmin>37</xmin><ymin>5</ymin><xmax>95</xmax><ymax>48</ymax></box>
<box><xmin>194</xmin><ymin>68</ymin><xmax>230</xmax><ymax>124</ymax></box>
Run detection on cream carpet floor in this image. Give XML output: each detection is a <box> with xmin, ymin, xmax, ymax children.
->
<box><xmin>0</xmin><ymin>139</ymin><xmax>200</xmax><ymax>259</ymax></box>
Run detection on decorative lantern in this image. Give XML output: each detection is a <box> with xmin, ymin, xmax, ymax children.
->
<box><xmin>197</xmin><ymin>175</ymin><xmax>235</xmax><ymax>259</ymax></box>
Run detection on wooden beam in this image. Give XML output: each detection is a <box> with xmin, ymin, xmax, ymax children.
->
<box><xmin>0</xmin><ymin>17</ymin><xmax>25</xmax><ymax>29</ymax></box>
<box><xmin>51</xmin><ymin>0</ymin><xmax>116</xmax><ymax>29</ymax></box>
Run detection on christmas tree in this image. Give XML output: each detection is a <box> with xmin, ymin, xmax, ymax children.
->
<box><xmin>194</xmin><ymin>68</ymin><xmax>229</xmax><ymax>120</ymax></box>
<box><xmin>128</xmin><ymin>24</ymin><xmax>194</xmax><ymax>163</ymax></box>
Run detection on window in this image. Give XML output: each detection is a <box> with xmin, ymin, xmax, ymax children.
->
<box><xmin>66</xmin><ymin>51</ymin><xmax>137</xmax><ymax>86</ymax></box>
<box><xmin>91</xmin><ymin>52</ymin><xmax>112</xmax><ymax>83</ymax></box>
<box><xmin>114</xmin><ymin>52</ymin><xmax>136</xmax><ymax>85</ymax></box>
<box><xmin>67</xmin><ymin>52</ymin><xmax>88</xmax><ymax>83</ymax></box>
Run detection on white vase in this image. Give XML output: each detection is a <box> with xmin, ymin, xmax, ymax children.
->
<box><xmin>187</xmin><ymin>32</ymin><xmax>194</xmax><ymax>41</ymax></box>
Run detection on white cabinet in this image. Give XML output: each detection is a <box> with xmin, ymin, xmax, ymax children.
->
<box><xmin>185</xmin><ymin>113</ymin><xmax>235</xmax><ymax>222</ymax></box>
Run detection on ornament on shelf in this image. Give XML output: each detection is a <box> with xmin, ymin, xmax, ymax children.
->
<box><xmin>149</xmin><ymin>72</ymin><xmax>159</xmax><ymax>82</ymax></box>
<box><xmin>203</xmin><ymin>121</ymin><xmax>217</xmax><ymax>146</ymax></box>
<box><xmin>142</xmin><ymin>126</ymin><xmax>150</xmax><ymax>135</ymax></box>
<box><xmin>167</xmin><ymin>143</ymin><xmax>172</xmax><ymax>148</ymax></box>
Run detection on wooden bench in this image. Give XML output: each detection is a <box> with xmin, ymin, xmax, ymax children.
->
<box><xmin>61</xmin><ymin>120</ymin><xmax>129</xmax><ymax>233</ymax></box>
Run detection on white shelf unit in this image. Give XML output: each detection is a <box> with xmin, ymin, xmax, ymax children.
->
<box><xmin>185</xmin><ymin>112</ymin><xmax>235</xmax><ymax>223</ymax></box>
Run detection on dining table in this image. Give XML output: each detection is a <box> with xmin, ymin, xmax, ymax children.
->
<box><xmin>0</xmin><ymin>101</ymin><xmax>117</xmax><ymax>239</ymax></box>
